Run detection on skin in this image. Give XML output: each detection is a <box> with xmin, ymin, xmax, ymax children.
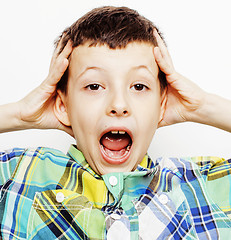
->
<box><xmin>56</xmin><ymin>42</ymin><xmax>166</xmax><ymax>175</ymax></box>
<box><xmin>1</xmin><ymin>30</ymin><xmax>231</xmax><ymax>175</ymax></box>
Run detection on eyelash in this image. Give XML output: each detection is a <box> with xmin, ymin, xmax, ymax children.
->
<box><xmin>85</xmin><ymin>84</ymin><xmax>103</xmax><ymax>91</ymax></box>
<box><xmin>131</xmin><ymin>84</ymin><xmax>148</xmax><ymax>91</ymax></box>
<box><xmin>85</xmin><ymin>83</ymin><xmax>149</xmax><ymax>91</ymax></box>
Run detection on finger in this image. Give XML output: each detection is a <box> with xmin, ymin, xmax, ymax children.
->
<box><xmin>46</xmin><ymin>40</ymin><xmax>73</xmax><ymax>86</ymax></box>
<box><xmin>154</xmin><ymin>47</ymin><xmax>173</xmax><ymax>75</ymax></box>
<box><xmin>52</xmin><ymin>40</ymin><xmax>72</xmax><ymax>79</ymax></box>
<box><xmin>153</xmin><ymin>29</ymin><xmax>169</xmax><ymax>56</ymax></box>
<box><xmin>50</xmin><ymin>36</ymin><xmax>72</xmax><ymax>65</ymax></box>
<box><xmin>58</xmin><ymin>40</ymin><xmax>73</xmax><ymax>60</ymax></box>
<box><xmin>46</xmin><ymin>58</ymin><xmax>69</xmax><ymax>86</ymax></box>
<box><xmin>50</xmin><ymin>39</ymin><xmax>72</xmax><ymax>74</ymax></box>
<box><xmin>153</xmin><ymin>28</ymin><xmax>165</xmax><ymax>48</ymax></box>
<box><xmin>153</xmin><ymin>29</ymin><xmax>172</xmax><ymax>64</ymax></box>
<box><xmin>53</xmin><ymin>33</ymin><xmax>67</xmax><ymax>59</ymax></box>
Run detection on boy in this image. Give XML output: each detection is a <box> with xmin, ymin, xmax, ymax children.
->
<box><xmin>0</xmin><ymin>6</ymin><xmax>231</xmax><ymax>239</ymax></box>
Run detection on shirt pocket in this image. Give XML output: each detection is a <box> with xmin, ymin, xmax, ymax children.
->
<box><xmin>134</xmin><ymin>193</ymin><xmax>196</xmax><ymax>240</ymax></box>
<box><xmin>27</xmin><ymin>189</ymin><xmax>105</xmax><ymax>240</ymax></box>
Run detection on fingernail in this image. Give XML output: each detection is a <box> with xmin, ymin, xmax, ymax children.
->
<box><xmin>153</xmin><ymin>28</ymin><xmax>157</xmax><ymax>35</ymax></box>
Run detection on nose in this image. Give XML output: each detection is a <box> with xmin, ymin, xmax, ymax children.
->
<box><xmin>106</xmin><ymin>90</ymin><xmax>131</xmax><ymax>117</ymax></box>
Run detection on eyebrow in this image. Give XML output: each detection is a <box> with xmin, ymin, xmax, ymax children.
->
<box><xmin>76</xmin><ymin>66</ymin><xmax>103</xmax><ymax>79</ymax></box>
<box><xmin>76</xmin><ymin>64</ymin><xmax>157</xmax><ymax>80</ymax></box>
<box><xmin>130</xmin><ymin>65</ymin><xmax>157</xmax><ymax>79</ymax></box>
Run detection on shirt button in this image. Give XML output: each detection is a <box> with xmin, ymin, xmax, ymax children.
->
<box><xmin>159</xmin><ymin>194</ymin><xmax>168</xmax><ymax>205</ymax></box>
<box><xmin>56</xmin><ymin>192</ymin><xmax>65</xmax><ymax>203</ymax></box>
<box><xmin>109</xmin><ymin>176</ymin><xmax>118</xmax><ymax>187</ymax></box>
<box><xmin>110</xmin><ymin>213</ymin><xmax>121</xmax><ymax>220</ymax></box>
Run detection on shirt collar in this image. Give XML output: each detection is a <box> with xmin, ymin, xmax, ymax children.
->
<box><xmin>67</xmin><ymin>145</ymin><xmax>155</xmax><ymax>176</ymax></box>
<box><xmin>67</xmin><ymin>145</ymin><xmax>158</xmax><ymax>208</ymax></box>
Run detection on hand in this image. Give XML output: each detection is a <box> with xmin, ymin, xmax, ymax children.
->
<box><xmin>153</xmin><ymin>29</ymin><xmax>206</xmax><ymax>128</ymax></box>
<box><xmin>17</xmin><ymin>37</ymin><xmax>74</xmax><ymax>136</ymax></box>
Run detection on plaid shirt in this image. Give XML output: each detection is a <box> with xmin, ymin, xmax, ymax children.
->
<box><xmin>0</xmin><ymin>145</ymin><xmax>231</xmax><ymax>239</ymax></box>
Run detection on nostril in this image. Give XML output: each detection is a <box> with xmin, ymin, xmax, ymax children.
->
<box><xmin>109</xmin><ymin>108</ymin><xmax>129</xmax><ymax>116</ymax></box>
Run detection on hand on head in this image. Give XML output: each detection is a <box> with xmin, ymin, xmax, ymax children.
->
<box><xmin>153</xmin><ymin>29</ymin><xmax>206</xmax><ymax>128</ymax></box>
<box><xmin>17</xmin><ymin>37</ymin><xmax>74</xmax><ymax>136</ymax></box>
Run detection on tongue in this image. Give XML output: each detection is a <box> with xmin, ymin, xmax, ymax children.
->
<box><xmin>101</xmin><ymin>132</ymin><xmax>130</xmax><ymax>151</ymax></box>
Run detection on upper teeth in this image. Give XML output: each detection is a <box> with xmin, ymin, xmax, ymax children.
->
<box><xmin>111</xmin><ymin>130</ymin><xmax>126</xmax><ymax>134</ymax></box>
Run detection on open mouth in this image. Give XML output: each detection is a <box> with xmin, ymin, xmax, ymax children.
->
<box><xmin>99</xmin><ymin>130</ymin><xmax>132</xmax><ymax>165</ymax></box>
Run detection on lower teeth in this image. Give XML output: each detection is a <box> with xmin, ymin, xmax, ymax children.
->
<box><xmin>102</xmin><ymin>144</ymin><xmax>131</xmax><ymax>159</ymax></box>
<box><xmin>126</xmin><ymin>144</ymin><xmax>131</xmax><ymax>151</ymax></box>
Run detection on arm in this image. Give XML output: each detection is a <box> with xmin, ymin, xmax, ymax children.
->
<box><xmin>0</xmin><ymin>38</ymin><xmax>73</xmax><ymax>136</ymax></box>
<box><xmin>154</xmin><ymin>29</ymin><xmax>231</xmax><ymax>132</ymax></box>
<box><xmin>194</xmin><ymin>93</ymin><xmax>231</xmax><ymax>132</ymax></box>
<box><xmin>0</xmin><ymin>103</ymin><xmax>22</xmax><ymax>133</ymax></box>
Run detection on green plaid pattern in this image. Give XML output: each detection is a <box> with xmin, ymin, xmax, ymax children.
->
<box><xmin>0</xmin><ymin>145</ymin><xmax>231</xmax><ymax>239</ymax></box>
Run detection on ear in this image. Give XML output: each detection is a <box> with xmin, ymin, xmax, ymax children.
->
<box><xmin>54</xmin><ymin>90</ymin><xmax>71</xmax><ymax>126</ymax></box>
<box><xmin>158</xmin><ymin>87</ymin><xmax>168</xmax><ymax>124</ymax></box>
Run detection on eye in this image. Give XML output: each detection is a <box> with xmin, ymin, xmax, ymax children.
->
<box><xmin>131</xmin><ymin>84</ymin><xmax>148</xmax><ymax>91</ymax></box>
<box><xmin>86</xmin><ymin>84</ymin><xmax>103</xmax><ymax>91</ymax></box>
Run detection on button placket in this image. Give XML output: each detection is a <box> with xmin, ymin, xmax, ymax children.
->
<box><xmin>109</xmin><ymin>176</ymin><xmax>118</xmax><ymax>187</ymax></box>
<box><xmin>102</xmin><ymin>173</ymin><xmax>123</xmax><ymax>202</ymax></box>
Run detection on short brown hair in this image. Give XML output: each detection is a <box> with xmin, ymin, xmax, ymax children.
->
<box><xmin>56</xmin><ymin>6</ymin><xmax>167</xmax><ymax>93</ymax></box>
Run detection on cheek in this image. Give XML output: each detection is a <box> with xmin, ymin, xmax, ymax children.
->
<box><xmin>136</xmin><ymin>99</ymin><xmax>161</xmax><ymax>142</ymax></box>
<box><xmin>67</xmin><ymin>95</ymin><xmax>103</xmax><ymax>135</ymax></box>
<box><xmin>134</xmin><ymin>95</ymin><xmax>161</xmax><ymax>121</ymax></box>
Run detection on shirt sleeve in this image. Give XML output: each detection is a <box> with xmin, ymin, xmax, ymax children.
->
<box><xmin>191</xmin><ymin>156</ymin><xmax>231</xmax><ymax>219</ymax></box>
<box><xmin>0</xmin><ymin>148</ymin><xmax>25</xmax><ymax>186</ymax></box>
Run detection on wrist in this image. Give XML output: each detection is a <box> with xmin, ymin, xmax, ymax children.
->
<box><xmin>0</xmin><ymin>102</ymin><xmax>27</xmax><ymax>133</ymax></box>
<box><xmin>190</xmin><ymin>91</ymin><xmax>213</xmax><ymax>124</ymax></box>
<box><xmin>192</xmin><ymin>92</ymin><xmax>231</xmax><ymax>132</ymax></box>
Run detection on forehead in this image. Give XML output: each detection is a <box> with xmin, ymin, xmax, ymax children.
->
<box><xmin>68</xmin><ymin>42</ymin><xmax>158</xmax><ymax>77</ymax></box>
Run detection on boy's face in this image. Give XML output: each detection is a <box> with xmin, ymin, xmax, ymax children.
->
<box><xmin>61</xmin><ymin>42</ymin><xmax>165</xmax><ymax>175</ymax></box>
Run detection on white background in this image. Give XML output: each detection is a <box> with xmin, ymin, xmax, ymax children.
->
<box><xmin>0</xmin><ymin>0</ymin><xmax>231</xmax><ymax>159</ymax></box>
